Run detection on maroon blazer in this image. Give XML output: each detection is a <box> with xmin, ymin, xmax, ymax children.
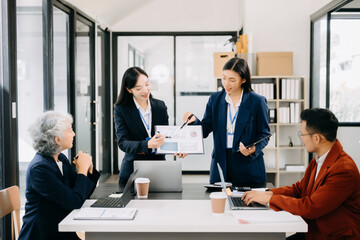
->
<box><xmin>270</xmin><ymin>140</ymin><xmax>360</xmax><ymax>240</ymax></box>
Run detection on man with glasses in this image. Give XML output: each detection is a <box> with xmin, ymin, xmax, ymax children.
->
<box><xmin>242</xmin><ymin>108</ymin><xmax>360</xmax><ymax>240</ymax></box>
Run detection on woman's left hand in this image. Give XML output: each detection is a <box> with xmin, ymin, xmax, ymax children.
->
<box><xmin>239</xmin><ymin>142</ymin><xmax>256</xmax><ymax>156</ymax></box>
<box><xmin>174</xmin><ymin>152</ymin><xmax>188</xmax><ymax>158</ymax></box>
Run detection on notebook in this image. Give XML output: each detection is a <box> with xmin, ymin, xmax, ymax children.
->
<box><xmin>91</xmin><ymin>169</ymin><xmax>138</xmax><ymax>208</ymax></box>
<box><xmin>74</xmin><ymin>208</ymin><xmax>138</xmax><ymax>220</ymax></box>
<box><xmin>133</xmin><ymin>160</ymin><xmax>182</xmax><ymax>192</ymax></box>
<box><xmin>217</xmin><ymin>163</ymin><xmax>268</xmax><ymax>210</ymax></box>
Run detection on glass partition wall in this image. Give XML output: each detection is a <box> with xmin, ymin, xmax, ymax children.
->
<box><xmin>15</xmin><ymin>1</ymin><xmax>111</xmax><ymax>214</ymax></box>
<box><xmin>115</xmin><ymin>33</ymin><xmax>234</xmax><ymax>171</ymax></box>
<box><xmin>74</xmin><ymin>18</ymin><xmax>94</xmax><ymax>156</ymax></box>
<box><xmin>16</xmin><ymin>0</ymin><xmax>44</xmax><ymax>206</ymax></box>
<box><xmin>53</xmin><ymin>6</ymin><xmax>69</xmax><ymax>113</ymax></box>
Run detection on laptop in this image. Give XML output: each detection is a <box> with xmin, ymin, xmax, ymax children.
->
<box><xmin>133</xmin><ymin>160</ymin><xmax>182</xmax><ymax>192</ymax></box>
<box><xmin>91</xmin><ymin>169</ymin><xmax>138</xmax><ymax>208</ymax></box>
<box><xmin>217</xmin><ymin>163</ymin><xmax>268</xmax><ymax>210</ymax></box>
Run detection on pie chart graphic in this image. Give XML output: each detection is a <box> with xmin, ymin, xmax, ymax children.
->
<box><xmin>189</xmin><ymin>131</ymin><xmax>197</xmax><ymax>137</ymax></box>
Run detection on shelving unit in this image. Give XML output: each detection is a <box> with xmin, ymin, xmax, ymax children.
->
<box><xmin>252</xmin><ymin>76</ymin><xmax>307</xmax><ymax>187</ymax></box>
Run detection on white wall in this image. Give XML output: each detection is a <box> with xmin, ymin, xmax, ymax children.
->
<box><xmin>243</xmin><ymin>0</ymin><xmax>312</xmax><ymax>81</ymax></box>
<box><xmin>66</xmin><ymin>0</ymin><xmax>244</xmax><ymax>32</ymax></box>
<box><xmin>111</xmin><ymin>0</ymin><xmax>243</xmax><ymax>31</ymax></box>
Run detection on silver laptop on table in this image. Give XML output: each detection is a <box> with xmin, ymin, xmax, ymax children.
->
<box><xmin>134</xmin><ymin>160</ymin><xmax>182</xmax><ymax>192</ymax></box>
<box><xmin>91</xmin><ymin>169</ymin><xmax>138</xmax><ymax>208</ymax></box>
<box><xmin>217</xmin><ymin>163</ymin><xmax>268</xmax><ymax>210</ymax></box>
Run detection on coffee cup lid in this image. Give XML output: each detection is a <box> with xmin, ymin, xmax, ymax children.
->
<box><xmin>210</xmin><ymin>192</ymin><xmax>227</xmax><ymax>199</ymax></box>
<box><xmin>135</xmin><ymin>178</ymin><xmax>150</xmax><ymax>183</ymax></box>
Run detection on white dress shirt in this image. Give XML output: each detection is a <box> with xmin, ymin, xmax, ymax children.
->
<box><xmin>133</xmin><ymin>97</ymin><xmax>152</xmax><ymax>138</ymax></box>
<box><xmin>56</xmin><ymin>161</ymin><xmax>63</xmax><ymax>176</ymax></box>
<box><xmin>315</xmin><ymin>150</ymin><xmax>330</xmax><ymax>181</ymax></box>
<box><xmin>225</xmin><ymin>91</ymin><xmax>243</xmax><ymax>134</ymax></box>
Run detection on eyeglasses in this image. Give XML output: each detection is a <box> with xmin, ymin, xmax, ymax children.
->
<box><xmin>297</xmin><ymin>131</ymin><xmax>317</xmax><ymax>138</ymax></box>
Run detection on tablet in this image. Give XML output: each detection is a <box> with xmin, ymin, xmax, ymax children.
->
<box><xmin>245</xmin><ymin>134</ymin><xmax>272</xmax><ymax>148</ymax></box>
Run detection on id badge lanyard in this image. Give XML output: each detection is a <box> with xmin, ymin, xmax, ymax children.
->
<box><xmin>138</xmin><ymin>109</ymin><xmax>151</xmax><ymax>140</ymax></box>
<box><xmin>227</xmin><ymin>104</ymin><xmax>238</xmax><ymax>149</ymax></box>
<box><xmin>139</xmin><ymin>109</ymin><xmax>156</xmax><ymax>153</ymax></box>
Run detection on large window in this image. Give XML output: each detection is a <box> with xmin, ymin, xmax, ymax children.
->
<box><xmin>329</xmin><ymin>12</ymin><xmax>360</xmax><ymax>122</ymax></box>
<box><xmin>311</xmin><ymin>0</ymin><xmax>360</xmax><ymax>124</ymax></box>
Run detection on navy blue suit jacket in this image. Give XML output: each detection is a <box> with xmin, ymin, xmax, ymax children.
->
<box><xmin>114</xmin><ymin>98</ymin><xmax>168</xmax><ymax>186</ymax></box>
<box><xmin>19</xmin><ymin>153</ymin><xmax>100</xmax><ymax>240</ymax></box>
<box><xmin>195</xmin><ymin>90</ymin><xmax>270</xmax><ymax>184</ymax></box>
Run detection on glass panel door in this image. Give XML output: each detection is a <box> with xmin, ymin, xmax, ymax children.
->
<box><xmin>96</xmin><ymin>28</ymin><xmax>111</xmax><ymax>173</ymax></box>
<box><xmin>16</xmin><ymin>0</ymin><xmax>43</xmax><ymax>206</ymax></box>
<box><xmin>175</xmin><ymin>35</ymin><xmax>233</xmax><ymax>170</ymax></box>
<box><xmin>53</xmin><ymin>6</ymin><xmax>70</xmax><ymax>157</ymax></box>
<box><xmin>53</xmin><ymin>6</ymin><xmax>69</xmax><ymax>113</ymax></box>
<box><xmin>117</xmin><ymin>36</ymin><xmax>174</xmax><ymax>167</ymax></box>
<box><xmin>75</xmin><ymin>18</ymin><xmax>94</xmax><ymax>156</ymax></box>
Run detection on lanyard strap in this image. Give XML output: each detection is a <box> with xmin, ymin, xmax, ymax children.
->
<box><xmin>138</xmin><ymin>109</ymin><xmax>150</xmax><ymax>131</ymax></box>
<box><xmin>228</xmin><ymin>104</ymin><xmax>239</xmax><ymax>126</ymax></box>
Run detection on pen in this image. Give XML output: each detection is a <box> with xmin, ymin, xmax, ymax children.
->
<box><xmin>179</xmin><ymin>113</ymin><xmax>194</xmax><ymax>130</ymax></box>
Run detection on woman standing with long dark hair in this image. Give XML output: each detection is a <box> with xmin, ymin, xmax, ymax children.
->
<box><xmin>184</xmin><ymin>58</ymin><xmax>270</xmax><ymax>185</ymax></box>
<box><xmin>114</xmin><ymin>67</ymin><xmax>185</xmax><ymax>187</ymax></box>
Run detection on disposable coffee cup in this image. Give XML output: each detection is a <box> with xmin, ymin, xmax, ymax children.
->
<box><xmin>135</xmin><ymin>178</ymin><xmax>150</xmax><ymax>198</ymax></box>
<box><xmin>210</xmin><ymin>192</ymin><xmax>227</xmax><ymax>214</ymax></box>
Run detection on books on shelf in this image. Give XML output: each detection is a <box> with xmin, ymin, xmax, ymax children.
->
<box><xmin>279</xmin><ymin>103</ymin><xmax>301</xmax><ymax>124</ymax></box>
<box><xmin>252</xmin><ymin>83</ymin><xmax>274</xmax><ymax>100</ymax></box>
<box><xmin>280</xmin><ymin>78</ymin><xmax>302</xmax><ymax>100</ymax></box>
<box><xmin>267</xmin><ymin>133</ymin><xmax>276</xmax><ymax>148</ymax></box>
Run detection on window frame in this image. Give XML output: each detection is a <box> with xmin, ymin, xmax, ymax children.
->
<box><xmin>310</xmin><ymin>0</ymin><xmax>360</xmax><ymax>126</ymax></box>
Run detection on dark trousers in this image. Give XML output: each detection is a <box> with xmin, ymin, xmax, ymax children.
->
<box><xmin>225</xmin><ymin>149</ymin><xmax>233</xmax><ymax>183</ymax></box>
<box><xmin>286</xmin><ymin>233</ymin><xmax>305</xmax><ymax>240</ymax></box>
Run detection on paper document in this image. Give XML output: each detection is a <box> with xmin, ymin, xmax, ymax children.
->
<box><xmin>231</xmin><ymin>210</ymin><xmax>301</xmax><ymax>224</ymax></box>
<box><xmin>155</xmin><ymin>125</ymin><xmax>204</xmax><ymax>154</ymax></box>
<box><xmin>74</xmin><ymin>208</ymin><xmax>137</xmax><ymax>220</ymax></box>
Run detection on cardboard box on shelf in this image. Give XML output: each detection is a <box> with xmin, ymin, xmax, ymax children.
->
<box><xmin>213</xmin><ymin>52</ymin><xmax>235</xmax><ymax>78</ymax></box>
<box><xmin>256</xmin><ymin>52</ymin><xmax>293</xmax><ymax>76</ymax></box>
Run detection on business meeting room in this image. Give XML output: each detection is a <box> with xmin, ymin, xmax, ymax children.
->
<box><xmin>1</xmin><ymin>0</ymin><xmax>360</xmax><ymax>239</ymax></box>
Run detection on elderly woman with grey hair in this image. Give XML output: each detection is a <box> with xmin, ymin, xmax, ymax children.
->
<box><xmin>19</xmin><ymin>111</ymin><xmax>100</xmax><ymax>240</ymax></box>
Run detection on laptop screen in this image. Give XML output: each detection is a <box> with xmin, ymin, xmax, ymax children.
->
<box><xmin>121</xmin><ymin>169</ymin><xmax>138</xmax><ymax>194</ymax></box>
<box><xmin>217</xmin><ymin>163</ymin><xmax>229</xmax><ymax>196</ymax></box>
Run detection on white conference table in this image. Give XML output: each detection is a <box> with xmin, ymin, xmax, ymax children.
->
<box><xmin>59</xmin><ymin>198</ymin><xmax>307</xmax><ymax>240</ymax></box>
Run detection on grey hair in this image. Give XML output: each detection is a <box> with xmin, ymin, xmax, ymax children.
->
<box><xmin>29</xmin><ymin>111</ymin><xmax>73</xmax><ymax>156</ymax></box>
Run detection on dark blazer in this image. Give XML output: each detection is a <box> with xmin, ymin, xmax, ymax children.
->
<box><xmin>114</xmin><ymin>98</ymin><xmax>168</xmax><ymax>186</ymax></box>
<box><xmin>19</xmin><ymin>153</ymin><xmax>100</xmax><ymax>240</ymax></box>
<box><xmin>195</xmin><ymin>89</ymin><xmax>270</xmax><ymax>184</ymax></box>
<box><xmin>270</xmin><ymin>140</ymin><xmax>360</xmax><ymax>240</ymax></box>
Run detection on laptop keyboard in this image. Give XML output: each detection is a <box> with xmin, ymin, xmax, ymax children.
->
<box><xmin>230</xmin><ymin>196</ymin><xmax>267</xmax><ymax>208</ymax></box>
<box><xmin>91</xmin><ymin>197</ymin><xmax>124</xmax><ymax>208</ymax></box>
<box><xmin>229</xmin><ymin>197</ymin><xmax>247</xmax><ymax>207</ymax></box>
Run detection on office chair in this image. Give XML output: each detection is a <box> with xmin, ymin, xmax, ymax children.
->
<box><xmin>0</xmin><ymin>186</ymin><xmax>21</xmax><ymax>240</ymax></box>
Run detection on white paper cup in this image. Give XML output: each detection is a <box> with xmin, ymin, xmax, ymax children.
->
<box><xmin>135</xmin><ymin>178</ymin><xmax>150</xmax><ymax>198</ymax></box>
<box><xmin>210</xmin><ymin>192</ymin><xmax>227</xmax><ymax>213</ymax></box>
